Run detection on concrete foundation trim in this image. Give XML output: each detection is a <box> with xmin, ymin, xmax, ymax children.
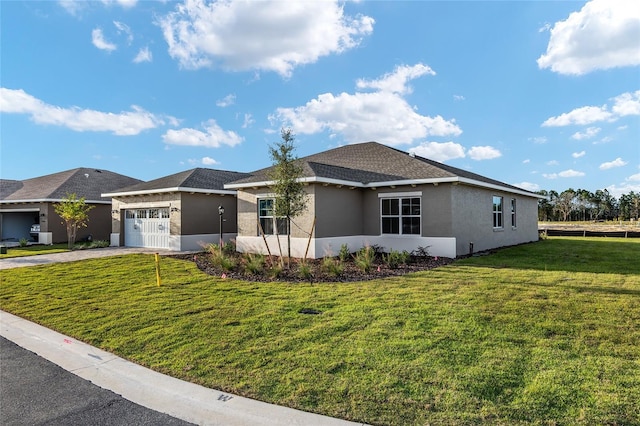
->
<box><xmin>236</xmin><ymin>235</ymin><xmax>457</xmax><ymax>259</ymax></box>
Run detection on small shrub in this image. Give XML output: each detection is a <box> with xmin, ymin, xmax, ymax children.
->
<box><xmin>383</xmin><ymin>249</ymin><xmax>410</xmax><ymax>269</ymax></box>
<box><xmin>354</xmin><ymin>246</ymin><xmax>375</xmax><ymax>273</ymax></box>
<box><xmin>338</xmin><ymin>244</ymin><xmax>350</xmax><ymax>262</ymax></box>
<box><xmin>207</xmin><ymin>243</ymin><xmax>237</xmax><ymax>271</ymax></box>
<box><xmin>222</xmin><ymin>239</ymin><xmax>236</xmax><ymax>256</ymax></box>
<box><xmin>19</xmin><ymin>238</ymin><xmax>29</xmax><ymax>247</ymax></box>
<box><xmin>244</xmin><ymin>253</ymin><xmax>265</xmax><ymax>274</ymax></box>
<box><xmin>297</xmin><ymin>260</ymin><xmax>314</xmax><ymax>280</ymax></box>
<box><xmin>268</xmin><ymin>264</ymin><xmax>282</xmax><ymax>279</ymax></box>
<box><xmin>322</xmin><ymin>256</ymin><xmax>344</xmax><ymax>277</ymax></box>
<box><xmin>412</xmin><ymin>245</ymin><xmax>431</xmax><ymax>258</ymax></box>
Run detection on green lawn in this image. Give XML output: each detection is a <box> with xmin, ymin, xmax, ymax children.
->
<box><xmin>0</xmin><ymin>243</ymin><xmax>70</xmax><ymax>258</ymax></box>
<box><xmin>1</xmin><ymin>237</ymin><xmax>639</xmax><ymax>425</ymax></box>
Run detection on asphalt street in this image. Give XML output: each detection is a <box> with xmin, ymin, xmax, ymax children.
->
<box><xmin>0</xmin><ymin>336</ymin><xmax>194</xmax><ymax>426</ymax></box>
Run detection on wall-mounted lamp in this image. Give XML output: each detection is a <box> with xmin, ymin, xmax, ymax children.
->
<box><xmin>111</xmin><ymin>210</ymin><xmax>118</xmax><ymax>214</ymax></box>
<box><xmin>40</xmin><ymin>213</ymin><xmax>46</xmax><ymax>217</ymax></box>
<box><xmin>170</xmin><ymin>207</ymin><xmax>180</xmax><ymax>212</ymax></box>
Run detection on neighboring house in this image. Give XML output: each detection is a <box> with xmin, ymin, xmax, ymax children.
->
<box><xmin>225</xmin><ymin>142</ymin><xmax>541</xmax><ymax>259</ymax></box>
<box><xmin>0</xmin><ymin>168</ymin><xmax>142</xmax><ymax>244</ymax></box>
<box><xmin>103</xmin><ymin>168</ymin><xmax>251</xmax><ymax>251</ymax></box>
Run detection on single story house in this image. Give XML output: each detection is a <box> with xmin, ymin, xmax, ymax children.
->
<box><xmin>225</xmin><ymin>142</ymin><xmax>541</xmax><ymax>259</ymax></box>
<box><xmin>103</xmin><ymin>168</ymin><xmax>250</xmax><ymax>251</ymax></box>
<box><xmin>0</xmin><ymin>168</ymin><xmax>142</xmax><ymax>244</ymax></box>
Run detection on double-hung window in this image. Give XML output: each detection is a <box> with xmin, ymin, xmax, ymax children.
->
<box><xmin>258</xmin><ymin>198</ymin><xmax>289</xmax><ymax>235</ymax></box>
<box><xmin>381</xmin><ymin>196</ymin><xmax>421</xmax><ymax>235</ymax></box>
<box><xmin>510</xmin><ymin>198</ymin><xmax>517</xmax><ymax>228</ymax></box>
<box><xmin>493</xmin><ymin>196</ymin><xmax>503</xmax><ymax>229</ymax></box>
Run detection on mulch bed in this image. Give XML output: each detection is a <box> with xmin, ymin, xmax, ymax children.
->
<box><xmin>170</xmin><ymin>252</ymin><xmax>454</xmax><ymax>283</ymax></box>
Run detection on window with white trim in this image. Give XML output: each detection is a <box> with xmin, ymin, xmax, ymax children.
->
<box><xmin>381</xmin><ymin>197</ymin><xmax>421</xmax><ymax>235</ymax></box>
<box><xmin>493</xmin><ymin>196</ymin><xmax>503</xmax><ymax>229</ymax></box>
<box><xmin>258</xmin><ymin>198</ymin><xmax>289</xmax><ymax>235</ymax></box>
<box><xmin>510</xmin><ymin>198</ymin><xmax>517</xmax><ymax>228</ymax></box>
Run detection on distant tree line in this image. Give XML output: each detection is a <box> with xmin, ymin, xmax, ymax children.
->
<box><xmin>537</xmin><ymin>189</ymin><xmax>640</xmax><ymax>222</ymax></box>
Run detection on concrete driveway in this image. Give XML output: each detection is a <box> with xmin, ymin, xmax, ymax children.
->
<box><xmin>0</xmin><ymin>247</ymin><xmax>185</xmax><ymax>270</ymax></box>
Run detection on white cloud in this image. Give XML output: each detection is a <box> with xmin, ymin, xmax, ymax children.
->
<box><xmin>467</xmin><ymin>145</ymin><xmax>502</xmax><ymax>161</ymax></box>
<box><xmin>102</xmin><ymin>0</ymin><xmax>137</xmax><ymax>8</ymax></box>
<box><xmin>543</xmin><ymin>169</ymin><xmax>586</xmax><ymax>179</ymax></box>
<box><xmin>514</xmin><ymin>182</ymin><xmax>540</xmax><ymax>192</ymax></box>
<box><xmin>0</xmin><ymin>87</ymin><xmax>169</xmax><ymax>135</ymax></box>
<box><xmin>594</xmin><ymin>136</ymin><xmax>614</xmax><ymax>144</ymax></box>
<box><xmin>409</xmin><ymin>142</ymin><xmax>466</xmax><ymax>162</ymax></box>
<box><xmin>537</xmin><ymin>0</ymin><xmax>640</xmax><ymax>75</ymax></box>
<box><xmin>572</xmin><ymin>151</ymin><xmax>586</xmax><ymax>158</ymax></box>
<box><xmin>542</xmin><ymin>105</ymin><xmax>612</xmax><ymax>127</ymax></box>
<box><xmin>162</xmin><ymin>119</ymin><xmax>243</xmax><ymax>148</ymax></box>
<box><xmin>607</xmin><ymin>181</ymin><xmax>640</xmax><ymax>197</ymax></box>
<box><xmin>538</xmin><ymin>23</ymin><xmax>551</xmax><ymax>33</ymax></box>
<box><xmin>273</xmin><ymin>64</ymin><xmax>461</xmax><ymax>145</ymax></box>
<box><xmin>201</xmin><ymin>156</ymin><xmax>219</xmax><ymax>165</ymax></box>
<box><xmin>158</xmin><ymin>0</ymin><xmax>374</xmax><ymax>77</ymax></box>
<box><xmin>546</xmin><ymin>160</ymin><xmax>559</xmax><ymax>166</ymax></box>
<box><xmin>612</xmin><ymin>90</ymin><xmax>640</xmax><ymax>116</ymax></box>
<box><xmin>542</xmin><ymin>90</ymin><xmax>640</xmax><ymax>127</ymax></box>
<box><xmin>571</xmin><ymin>126</ymin><xmax>601</xmax><ymax>140</ymax></box>
<box><xmin>560</xmin><ymin>169</ymin><xmax>586</xmax><ymax>177</ymax></box>
<box><xmin>355</xmin><ymin>64</ymin><xmax>435</xmax><ymax>95</ymax></box>
<box><xmin>92</xmin><ymin>28</ymin><xmax>117</xmax><ymax>52</ymax></box>
<box><xmin>133</xmin><ymin>47</ymin><xmax>153</xmax><ymax>63</ymax></box>
<box><xmin>60</xmin><ymin>0</ymin><xmax>136</xmax><ymax>15</ymax></box>
<box><xmin>528</xmin><ymin>136</ymin><xmax>548</xmax><ymax>144</ymax></box>
<box><xmin>241</xmin><ymin>113</ymin><xmax>254</xmax><ymax>129</ymax></box>
<box><xmin>113</xmin><ymin>21</ymin><xmax>133</xmax><ymax>44</ymax></box>
<box><xmin>453</xmin><ymin>94</ymin><xmax>465</xmax><ymax>101</ymax></box>
<box><xmin>523</xmin><ymin>159</ymin><xmax>531</xmax><ymax>164</ymax></box>
<box><xmin>216</xmin><ymin>94</ymin><xmax>236</xmax><ymax>107</ymax></box>
<box><xmin>599</xmin><ymin>157</ymin><xmax>628</xmax><ymax>170</ymax></box>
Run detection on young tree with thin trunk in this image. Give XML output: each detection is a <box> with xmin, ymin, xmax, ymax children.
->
<box><xmin>268</xmin><ymin>128</ymin><xmax>307</xmax><ymax>267</ymax></box>
<box><xmin>54</xmin><ymin>193</ymin><xmax>94</xmax><ymax>250</ymax></box>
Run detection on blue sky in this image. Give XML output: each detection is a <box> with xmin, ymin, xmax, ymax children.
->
<box><xmin>1</xmin><ymin>0</ymin><xmax>639</xmax><ymax>197</ymax></box>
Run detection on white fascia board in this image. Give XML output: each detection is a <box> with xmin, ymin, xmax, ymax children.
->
<box><xmin>0</xmin><ymin>208</ymin><xmax>40</xmax><ymax>212</ymax></box>
<box><xmin>457</xmin><ymin>177</ymin><xmax>542</xmax><ymax>198</ymax></box>
<box><xmin>102</xmin><ymin>187</ymin><xmax>237</xmax><ymax>197</ymax></box>
<box><xmin>0</xmin><ymin>199</ymin><xmax>111</xmax><ymax>205</ymax></box>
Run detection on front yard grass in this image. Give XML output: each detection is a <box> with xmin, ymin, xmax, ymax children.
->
<box><xmin>0</xmin><ymin>243</ymin><xmax>70</xmax><ymax>258</ymax></box>
<box><xmin>1</xmin><ymin>237</ymin><xmax>639</xmax><ymax>425</ymax></box>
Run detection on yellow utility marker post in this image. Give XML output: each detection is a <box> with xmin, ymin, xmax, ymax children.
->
<box><xmin>155</xmin><ymin>253</ymin><xmax>161</xmax><ymax>286</ymax></box>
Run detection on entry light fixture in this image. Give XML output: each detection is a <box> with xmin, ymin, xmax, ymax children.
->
<box><xmin>40</xmin><ymin>213</ymin><xmax>46</xmax><ymax>217</ymax></box>
<box><xmin>111</xmin><ymin>209</ymin><xmax>118</xmax><ymax>214</ymax></box>
<box><xmin>218</xmin><ymin>205</ymin><xmax>225</xmax><ymax>215</ymax></box>
<box><xmin>170</xmin><ymin>207</ymin><xmax>180</xmax><ymax>212</ymax></box>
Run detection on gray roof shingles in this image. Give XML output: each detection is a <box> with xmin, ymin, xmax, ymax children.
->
<box><xmin>109</xmin><ymin>168</ymin><xmax>252</xmax><ymax>194</ymax></box>
<box><xmin>227</xmin><ymin>142</ymin><xmax>536</xmax><ymax>195</ymax></box>
<box><xmin>1</xmin><ymin>168</ymin><xmax>142</xmax><ymax>202</ymax></box>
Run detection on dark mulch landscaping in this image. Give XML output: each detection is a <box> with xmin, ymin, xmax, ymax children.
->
<box><xmin>171</xmin><ymin>252</ymin><xmax>454</xmax><ymax>283</ymax></box>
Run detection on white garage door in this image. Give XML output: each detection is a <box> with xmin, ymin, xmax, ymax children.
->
<box><xmin>124</xmin><ymin>208</ymin><xmax>170</xmax><ymax>249</ymax></box>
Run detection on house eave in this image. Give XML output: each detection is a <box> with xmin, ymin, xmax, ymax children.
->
<box><xmin>102</xmin><ymin>187</ymin><xmax>237</xmax><ymax>197</ymax></box>
<box><xmin>0</xmin><ymin>199</ymin><xmax>111</xmax><ymax>205</ymax></box>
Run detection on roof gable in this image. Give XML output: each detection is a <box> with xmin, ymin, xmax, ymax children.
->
<box><xmin>105</xmin><ymin>168</ymin><xmax>252</xmax><ymax>196</ymax></box>
<box><xmin>1</xmin><ymin>168</ymin><xmax>142</xmax><ymax>203</ymax></box>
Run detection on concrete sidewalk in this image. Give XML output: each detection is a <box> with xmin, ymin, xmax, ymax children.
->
<box><xmin>1</xmin><ymin>311</ymin><xmax>365</xmax><ymax>426</ymax></box>
<box><xmin>0</xmin><ymin>246</ymin><xmax>185</xmax><ymax>269</ymax></box>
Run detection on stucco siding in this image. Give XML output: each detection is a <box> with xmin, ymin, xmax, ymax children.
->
<box><xmin>314</xmin><ymin>185</ymin><xmax>363</xmax><ymax>238</ymax></box>
<box><xmin>451</xmin><ymin>185</ymin><xmax>539</xmax><ymax>256</ymax></box>
<box><xmin>180</xmin><ymin>193</ymin><xmax>238</xmax><ymax>235</ymax></box>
